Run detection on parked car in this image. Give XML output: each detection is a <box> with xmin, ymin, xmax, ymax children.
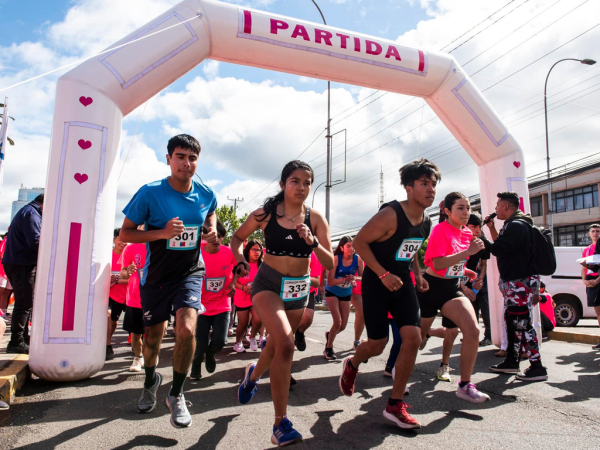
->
<box><xmin>541</xmin><ymin>247</ymin><xmax>597</xmax><ymax>327</ymax></box>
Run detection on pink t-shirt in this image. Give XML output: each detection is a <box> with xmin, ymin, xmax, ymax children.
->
<box><xmin>201</xmin><ymin>244</ymin><xmax>237</xmax><ymax>316</ymax></box>
<box><xmin>0</xmin><ymin>239</ymin><xmax>6</xmax><ymax>278</ymax></box>
<box><xmin>424</xmin><ymin>221</ymin><xmax>473</xmax><ymax>278</ymax></box>
<box><xmin>539</xmin><ymin>293</ymin><xmax>556</xmax><ymax>327</ymax></box>
<box><xmin>121</xmin><ymin>243</ymin><xmax>146</xmax><ymax>309</ymax></box>
<box><xmin>582</xmin><ymin>244</ymin><xmax>598</xmax><ymax>277</ymax></box>
<box><xmin>109</xmin><ymin>250</ymin><xmax>127</xmax><ymax>304</ymax></box>
<box><xmin>234</xmin><ymin>262</ymin><xmax>259</xmax><ymax>309</ymax></box>
<box><xmin>310</xmin><ymin>252</ymin><xmax>323</xmax><ymax>295</ymax></box>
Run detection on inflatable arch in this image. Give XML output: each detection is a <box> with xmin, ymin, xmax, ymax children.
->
<box><xmin>31</xmin><ymin>0</ymin><xmax>534</xmax><ymax>381</ymax></box>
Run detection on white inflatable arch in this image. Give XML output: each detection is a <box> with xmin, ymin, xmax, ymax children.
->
<box><xmin>32</xmin><ymin>0</ymin><xmax>531</xmax><ymax>381</ymax></box>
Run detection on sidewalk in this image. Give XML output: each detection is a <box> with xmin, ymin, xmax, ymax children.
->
<box><xmin>548</xmin><ymin>318</ymin><xmax>600</xmax><ymax>345</ymax></box>
<box><xmin>0</xmin><ymin>308</ymin><xmax>30</xmax><ymax>404</ymax></box>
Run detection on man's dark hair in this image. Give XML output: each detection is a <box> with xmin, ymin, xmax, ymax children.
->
<box><xmin>540</xmin><ymin>281</ymin><xmax>546</xmax><ymax>289</ymax></box>
<box><xmin>114</xmin><ymin>228</ymin><xmax>121</xmax><ymax>239</ymax></box>
<box><xmin>167</xmin><ymin>134</ymin><xmax>201</xmax><ymax>157</ymax></box>
<box><xmin>399</xmin><ymin>158</ymin><xmax>441</xmax><ymax>187</ymax></box>
<box><xmin>216</xmin><ymin>220</ymin><xmax>227</xmax><ymax>239</ymax></box>
<box><xmin>34</xmin><ymin>194</ymin><xmax>44</xmax><ymax>204</ymax></box>
<box><xmin>497</xmin><ymin>191</ymin><xmax>520</xmax><ymax>209</ymax></box>
<box><xmin>590</xmin><ymin>224</ymin><xmax>600</xmax><ymax>230</ymax></box>
<box><xmin>468</xmin><ymin>212</ymin><xmax>483</xmax><ymax>227</ymax></box>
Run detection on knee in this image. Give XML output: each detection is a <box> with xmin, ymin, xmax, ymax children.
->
<box><xmin>403</xmin><ymin>334</ymin><xmax>422</xmax><ymax>351</ymax></box>
<box><xmin>276</xmin><ymin>338</ymin><xmax>295</xmax><ymax>360</ymax></box>
<box><xmin>462</xmin><ymin>322</ymin><xmax>480</xmax><ymax>339</ymax></box>
<box><xmin>331</xmin><ymin>318</ymin><xmax>342</xmax><ymax>331</ymax></box>
<box><xmin>369</xmin><ymin>340</ymin><xmax>387</xmax><ymax>356</ymax></box>
<box><xmin>446</xmin><ymin>328</ymin><xmax>459</xmax><ymax>339</ymax></box>
<box><xmin>177</xmin><ymin>323</ymin><xmax>195</xmax><ymax>341</ymax></box>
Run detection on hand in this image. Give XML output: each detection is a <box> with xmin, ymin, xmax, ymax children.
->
<box><xmin>381</xmin><ymin>273</ymin><xmax>403</xmax><ymax>293</ymax></box>
<box><xmin>584</xmin><ymin>280</ymin><xmax>593</xmax><ymax>287</ymax></box>
<box><xmin>243</xmin><ymin>285</ymin><xmax>252</xmax><ymax>295</ymax></box>
<box><xmin>204</xmin><ymin>227</ymin><xmax>218</xmax><ymax>245</ymax></box>
<box><xmin>110</xmin><ymin>274</ymin><xmax>119</xmax><ymax>286</ymax></box>
<box><xmin>234</xmin><ymin>261</ymin><xmax>250</xmax><ymax>277</ymax></box>
<box><xmin>345</xmin><ymin>275</ymin><xmax>356</xmax><ymax>282</ymax></box>
<box><xmin>462</xmin><ymin>286</ymin><xmax>476</xmax><ymax>302</ymax></box>
<box><xmin>126</xmin><ymin>263</ymin><xmax>137</xmax><ymax>276</ymax></box>
<box><xmin>484</xmin><ymin>214</ymin><xmax>496</xmax><ymax>230</ymax></box>
<box><xmin>473</xmin><ymin>278</ymin><xmax>484</xmax><ymax>290</ymax></box>
<box><xmin>466</xmin><ymin>238</ymin><xmax>485</xmax><ymax>256</ymax></box>
<box><xmin>593</xmin><ymin>279</ymin><xmax>600</xmax><ymax>288</ymax></box>
<box><xmin>162</xmin><ymin>217</ymin><xmax>185</xmax><ymax>239</ymax></box>
<box><xmin>295</xmin><ymin>223</ymin><xmax>315</xmax><ymax>245</ymax></box>
<box><xmin>415</xmin><ymin>275</ymin><xmax>429</xmax><ymax>293</ymax></box>
<box><xmin>225</xmin><ymin>281</ymin><xmax>236</xmax><ymax>296</ymax></box>
<box><xmin>532</xmin><ymin>294</ymin><xmax>540</xmax><ymax>306</ymax></box>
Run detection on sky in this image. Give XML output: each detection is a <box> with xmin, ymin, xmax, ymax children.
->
<box><xmin>1</xmin><ymin>0</ymin><xmax>599</xmax><ymax>236</ymax></box>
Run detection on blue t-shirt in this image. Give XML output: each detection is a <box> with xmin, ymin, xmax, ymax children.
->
<box><xmin>326</xmin><ymin>254</ymin><xmax>359</xmax><ymax>297</ymax></box>
<box><xmin>123</xmin><ymin>178</ymin><xmax>217</xmax><ymax>286</ymax></box>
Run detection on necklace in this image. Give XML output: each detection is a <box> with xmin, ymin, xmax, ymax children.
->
<box><xmin>282</xmin><ymin>205</ymin><xmax>304</xmax><ymax>222</ymax></box>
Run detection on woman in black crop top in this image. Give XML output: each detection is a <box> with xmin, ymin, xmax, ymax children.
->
<box><xmin>230</xmin><ymin>160</ymin><xmax>334</xmax><ymax>446</ymax></box>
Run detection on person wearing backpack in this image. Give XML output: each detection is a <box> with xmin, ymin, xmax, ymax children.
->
<box><xmin>483</xmin><ymin>192</ymin><xmax>548</xmax><ymax>382</ymax></box>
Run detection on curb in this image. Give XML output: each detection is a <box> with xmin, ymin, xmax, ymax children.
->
<box><xmin>548</xmin><ymin>329</ymin><xmax>600</xmax><ymax>346</ymax></box>
<box><xmin>0</xmin><ymin>355</ymin><xmax>30</xmax><ymax>404</ymax></box>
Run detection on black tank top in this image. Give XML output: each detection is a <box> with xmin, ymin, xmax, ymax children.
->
<box><xmin>365</xmin><ymin>200</ymin><xmax>431</xmax><ymax>278</ymax></box>
<box><xmin>264</xmin><ymin>206</ymin><xmax>314</xmax><ymax>258</ymax></box>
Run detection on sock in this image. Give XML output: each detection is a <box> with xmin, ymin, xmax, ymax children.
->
<box><xmin>426</xmin><ymin>333</ymin><xmax>430</xmax><ymax>338</ymax></box>
<box><xmin>440</xmin><ymin>362</ymin><xmax>448</xmax><ymax>368</ymax></box>
<box><xmin>388</xmin><ymin>398</ymin><xmax>402</xmax><ymax>406</ymax></box>
<box><xmin>144</xmin><ymin>365</ymin><xmax>157</xmax><ymax>389</ymax></box>
<box><xmin>459</xmin><ymin>381</ymin><xmax>470</xmax><ymax>388</ymax></box>
<box><xmin>171</xmin><ymin>370</ymin><xmax>187</xmax><ymax>397</ymax></box>
<box><xmin>348</xmin><ymin>359</ymin><xmax>358</xmax><ymax>371</ymax></box>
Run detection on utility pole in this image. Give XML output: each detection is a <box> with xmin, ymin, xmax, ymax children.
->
<box><xmin>228</xmin><ymin>196</ymin><xmax>244</xmax><ymax>214</ymax></box>
<box><xmin>379</xmin><ymin>167</ymin><xmax>384</xmax><ymax>207</ymax></box>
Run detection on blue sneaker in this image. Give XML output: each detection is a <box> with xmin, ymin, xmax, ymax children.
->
<box><xmin>271</xmin><ymin>418</ymin><xmax>303</xmax><ymax>447</ymax></box>
<box><xmin>238</xmin><ymin>363</ymin><xmax>259</xmax><ymax>404</ymax></box>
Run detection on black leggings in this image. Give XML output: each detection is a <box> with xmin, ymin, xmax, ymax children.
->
<box><xmin>192</xmin><ymin>311</ymin><xmax>230</xmax><ymax>370</ymax></box>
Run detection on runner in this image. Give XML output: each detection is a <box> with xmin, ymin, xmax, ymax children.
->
<box><xmin>339</xmin><ymin>158</ymin><xmax>440</xmax><ymax>429</ymax></box>
<box><xmin>120</xmin><ymin>241</ymin><xmax>147</xmax><ymax>372</ymax></box>
<box><xmin>233</xmin><ymin>240</ymin><xmax>264</xmax><ymax>353</ymax></box>
<box><xmin>233</xmin><ymin>160</ymin><xmax>333</xmax><ymax>447</ymax></box>
<box><xmin>294</xmin><ymin>252</ymin><xmax>324</xmax><ymax>352</ymax></box>
<box><xmin>190</xmin><ymin>221</ymin><xmax>237</xmax><ymax>380</ymax></box>
<box><xmin>417</xmin><ymin>192</ymin><xmax>489</xmax><ymax>403</ymax></box>
<box><xmin>324</xmin><ymin>236</ymin><xmax>364</xmax><ymax>360</ymax></box>
<box><xmin>120</xmin><ymin>134</ymin><xmax>218</xmax><ymax>428</ymax></box>
<box><xmin>106</xmin><ymin>228</ymin><xmax>129</xmax><ymax>360</ymax></box>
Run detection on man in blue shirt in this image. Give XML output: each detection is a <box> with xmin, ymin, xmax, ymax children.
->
<box><xmin>120</xmin><ymin>134</ymin><xmax>218</xmax><ymax>428</ymax></box>
<box><xmin>2</xmin><ymin>194</ymin><xmax>43</xmax><ymax>354</ymax></box>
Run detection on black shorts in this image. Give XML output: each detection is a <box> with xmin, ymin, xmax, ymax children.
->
<box><xmin>417</xmin><ymin>273</ymin><xmax>463</xmax><ymax>320</ymax></box>
<box><xmin>325</xmin><ymin>290</ymin><xmax>352</xmax><ymax>302</ymax></box>
<box><xmin>306</xmin><ymin>291</ymin><xmax>316</xmax><ymax>310</ymax></box>
<box><xmin>362</xmin><ymin>272</ymin><xmax>421</xmax><ymax>341</ymax></box>
<box><xmin>140</xmin><ymin>275</ymin><xmax>204</xmax><ymax>327</ymax></box>
<box><xmin>586</xmin><ymin>276</ymin><xmax>600</xmax><ymax>307</ymax></box>
<box><xmin>123</xmin><ymin>306</ymin><xmax>145</xmax><ymax>335</ymax></box>
<box><xmin>236</xmin><ymin>305</ymin><xmax>252</xmax><ymax>312</ymax></box>
<box><xmin>109</xmin><ymin>298</ymin><xmax>127</xmax><ymax>322</ymax></box>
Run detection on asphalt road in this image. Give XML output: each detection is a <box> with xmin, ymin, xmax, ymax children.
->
<box><xmin>2</xmin><ymin>312</ymin><xmax>600</xmax><ymax>450</ymax></box>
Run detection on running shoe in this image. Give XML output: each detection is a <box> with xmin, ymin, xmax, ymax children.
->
<box><xmin>0</xmin><ymin>401</ymin><xmax>9</xmax><ymax>410</ymax></box>
<box><xmin>383</xmin><ymin>367</ymin><xmax>393</xmax><ymax>377</ymax></box>
<box><xmin>190</xmin><ymin>365</ymin><xmax>202</xmax><ymax>380</ymax></box>
<box><xmin>233</xmin><ymin>342</ymin><xmax>246</xmax><ymax>353</ymax></box>
<box><xmin>419</xmin><ymin>335</ymin><xmax>429</xmax><ymax>351</ymax></box>
<box><xmin>165</xmin><ymin>389</ymin><xmax>192</xmax><ymax>428</ymax></box>
<box><xmin>105</xmin><ymin>344</ymin><xmax>114</xmax><ymax>360</ymax></box>
<box><xmin>137</xmin><ymin>372</ymin><xmax>163</xmax><ymax>413</ymax></box>
<box><xmin>250</xmin><ymin>338</ymin><xmax>258</xmax><ymax>352</ymax></box>
<box><xmin>479</xmin><ymin>338</ymin><xmax>493</xmax><ymax>347</ymax></box>
<box><xmin>295</xmin><ymin>330</ymin><xmax>307</xmax><ymax>352</ymax></box>
<box><xmin>382</xmin><ymin>401</ymin><xmax>421</xmax><ymax>429</ymax></box>
<box><xmin>6</xmin><ymin>342</ymin><xmax>29</xmax><ymax>354</ymax></box>
<box><xmin>339</xmin><ymin>357</ymin><xmax>358</xmax><ymax>396</ymax></box>
<box><xmin>260</xmin><ymin>336</ymin><xmax>268</xmax><ymax>350</ymax></box>
<box><xmin>271</xmin><ymin>417</ymin><xmax>303</xmax><ymax>447</ymax></box>
<box><xmin>205</xmin><ymin>352</ymin><xmax>216</xmax><ymax>373</ymax></box>
<box><xmin>323</xmin><ymin>348</ymin><xmax>336</xmax><ymax>360</ymax></box>
<box><xmin>228</xmin><ymin>327</ymin><xmax>234</xmax><ymax>337</ymax></box>
<box><xmin>515</xmin><ymin>364</ymin><xmax>548</xmax><ymax>382</ymax></box>
<box><xmin>456</xmin><ymin>382</ymin><xmax>490</xmax><ymax>403</ymax></box>
<box><xmin>437</xmin><ymin>364</ymin><xmax>451</xmax><ymax>382</ymax></box>
<box><xmin>129</xmin><ymin>356</ymin><xmax>144</xmax><ymax>372</ymax></box>
<box><xmin>353</xmin><ymin>340</ymin><xmax>361</xmax><ymax>351</ymax></box>
<box><xmin>238</xmin><ymin>363</ymin><xmax>259</xmax><ymax>404</ymax></box>
<box><xmin>593</xmin><ymin>342</ymin><xmax>600</xmax><ymax>350</ymax></box>
<box><xmin>489</xmin><ymin>359</ymin><xmax>519</xmax><ymax>374</ymax></box>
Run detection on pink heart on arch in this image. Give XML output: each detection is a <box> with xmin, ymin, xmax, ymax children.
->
<box><xmin>78</xmin><ymin>139</ymin><xmax>92</xmax><ymax>150</ymax></box>
<box><xmin>513</xmin><ymin>161</ymin><xmax>521</xmax><ymax>169</ymax></box>
<box><xmin>79</xmin><ymin>96</ymin><xmax>93</xmax><ymax>107</ymax></box>
<box><xmin>74</xmin><ymin>173</ymin><xmax>88</xmax><ymax>184</ymax></box>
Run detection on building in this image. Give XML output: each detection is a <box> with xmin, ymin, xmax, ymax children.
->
<box><xmin>10</xmin><ymin>185</ymin><xmax>45</xmax><ymax>222</ymax></box>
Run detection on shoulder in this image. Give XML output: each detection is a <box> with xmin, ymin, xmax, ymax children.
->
<box><xmin>462</xmin><ymin>226</ymin><xmax>473</xmax><ymax>238</ymax></box>
<box><xmin>192</xmin><ymin>179</ymin><xmax>216</xmax><ymax>198</ymax></box>
<box><xmin>251</xmin><ymin>207</ymin><xmax>269</xmax><ymax>221</ymax></box>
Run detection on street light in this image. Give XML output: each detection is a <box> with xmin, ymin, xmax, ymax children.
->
<box><xmin>544</xmin><ymin>58</ymin><xmax>596</xmax><ymax>235</ymax></box>
<box><xmin>312</xmin><ymin>180</ymin><xmax>341</xmax><ymax>208</ymax></box>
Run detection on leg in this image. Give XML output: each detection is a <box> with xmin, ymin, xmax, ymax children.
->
<box><xmin>173</xmin><ymin>307</ymin><xmax>197</xmax><ymax>374</ymax></box>
<box><xmin>297</xmin><ymin>308</ymin><xmax>315</xmax><ymax>334</ymax></box>
<box><xmin>338</xmin><ymin>300</ymin><xmax>351</xmax><ymax>335</ymax></box>
<box><xmin>441</xmin><ymin>297</ymin><xmax>480</xmax><ymax>382</ymax></box>
<box><xmin>207</xmin><ymin>311</ymin><xmax>230</xmax><ymax>355</ymax></box>
<box><xmin>520</xmin><ymin>312</ymin><xmax>541</xmax><ymax>363</ymax></box>
<box><xmin>478</xmin><ymin>291</ymin><xmax>492</xmax><ymax>341</ymax></box>
<box><xmin>131</xmin><ymin>333</ymin><xmax>143</xmax><ymax>357</ymax></box>
<box><xmin>143</xmin><ymin>321</ymin><xmax>167</xmax><ymax>387</ymax></box>
<box><xmin>420</xmin><ymin>316</ymin><xmax>435</xmax><ymax>340</ymax></box>
<box><xmin>391</xmin><ymin>326</ymin><xmax>421</xmax><ymax>400</ymax></box>
<box><xmin>351</xmin><ymin>337</ymin><xmax>387</xmax><ymax>367</ymax></box>
<box><xmin>236</xmin><ymin>310</ymin><xmax>250</xmax><ymax>344</ymax></box>
<box><xmin>428</xmin><ymin>327</ymin><xmax>446</xmax><ymax>339</ymax></box>
<box><xmin>441</xmin><ymin>328</ymin><xmax>459</xmax><ymax>365</ymax></box>
<box><xmin>192</xmin><ymin>314</ymin><xmax>211</xmax><ymax>371</ymax></box>
<box><xmin>326</xmin><ymin>296</ymin><xmax>342</xmax><ymax>347</ymax></box>
<box><xmin>351</xmin><ymin>294</ymin><xmax>365</xmax><ymax>343</ymax></box>
<box><xmin>4</xmin><ymin>265</ymin><xmax>35</xmax><ymax>348</ymax></box>
<box><xmin>385</xmin><ymin>319</ymin><xmax>402</xmax><ymax>370</ymax></box>
<box><xmin>249</xmin><ymin>307</ymin><xmax>263</xmax><ymax>340</ymax></box>
<box><xmin>595</xmin><ymin>306</ymin><xmax>600</xmax><ymax>328</ymax></box>
<box><xmin>0</xmin><ymin>287</ymin><xmax>5</xmax><ymax>311</ymax></box>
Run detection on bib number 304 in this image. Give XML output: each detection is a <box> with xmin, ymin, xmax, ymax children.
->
<box><xmin>167</xmin><ymin>225</ymin><xmax>200</xmax><ymax>250</ymax></box>
<box><xmin>396</xmin><ymin>238</ymin><xmax>424</xmax><ymax>261</ymax></box>
<box><xmin>281</xmin><ymin>277</ymin><xmax>310</xmax><ymax>301</ymax></box>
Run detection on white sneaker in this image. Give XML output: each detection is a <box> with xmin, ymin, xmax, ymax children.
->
<box><xmin>233</xmin><ymin>342</ymin><xmax>246</xmax><ymax>353</ymax></box>
<box><xmin>437</xmin><ymin>364</ymin><xmax>451</xmax><ymax>382</ymax></box>
<box><xmin>129</xmin><ymin>356</ymin><xmax>144</xmax><ymax>372</ymax></box>
<box><xmin>250</xmin><ymin>338</ymin><xmax>258</xmax><ymax>352</ymax></box>
<box><xmin>456</xmin><ymin>382</ymin><xmax>490</xmax><ymax>403</ymax></box>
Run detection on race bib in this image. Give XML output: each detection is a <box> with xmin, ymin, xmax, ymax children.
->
<box><xmin>280</xmin><ymin>276</ymin><xmax>310</xmax><ymax>301</ymax></box>
<box><xmin>339</xmin><ymin>280</ymin><xmax>352</xmax><ymax>289</ymax></box>
<box><xmin>446</xmin><ymin>260</ymin><xmax>466</xmax><ymax>278</ymax></box>
<box><xmin>205</xmin><ymin>277</ymin><xmax>226</xmax><ymax>293</ymax></box>
<box><xmin>461</xmin><ymin>275</ymin><xmax>470</xmax><ymax>285</ymax></box>
<box><xmin>110</xmin><ymin>271</ymin><xmax>121</xmax><ymax>276</ymax></box>
<box><xmin>167</xmin><ymin>225</ymin><xmax>200</xmax><ymax>250</ymax></box>
<box><xmin>396</xmin><ymin>238</ymin><xmax>424</xmax><ymax>261</ymax></box>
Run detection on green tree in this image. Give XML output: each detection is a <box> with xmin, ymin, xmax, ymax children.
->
<box><xmin>0</xmin><ymin>103</ymin><xmax>15</xmax><ymax>146</ymax></box>
<box><xmin>417</xmin><ymin>238</ymin><xmax>428</xmax><ymax>269</ymax></box>
<box><xmin>214</xmin><ymin>206</ymin><xmax>264</xmax><ymax>245</ymax></box>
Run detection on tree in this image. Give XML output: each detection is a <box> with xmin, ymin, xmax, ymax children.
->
<box><xmin>0</xmin><ymin>103</ymin><xmax>15</xmax><ymax>146</ymax></box>
<box><xmin>417</xmin><ymin>238</ymin><xmax>428</xmax><ymax>269</ymax></box>
<box><xmin>214</xmin><ymin>205</ymin><xmax>264</xmax><ymax>245</ymax></box>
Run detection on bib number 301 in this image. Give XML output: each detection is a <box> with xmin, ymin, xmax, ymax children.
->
<box><xmin>281</xmin><ymin>277</ymin><xmax>310</xmax><ymax>301</ymax></box>
<box><xmin>167</xmin><ymin>225</ymin><xmax>200</xmax><ymax>250</ymax></box>
<box><xmin>396</xmin><ymin>238</ymin><xmax>424</xmax><ymax>261</ymax></box>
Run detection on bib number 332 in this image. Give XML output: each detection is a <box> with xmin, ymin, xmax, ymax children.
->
<box><xmin>167</xmin><ymin>225</ymin><xmax>199</xmax><ymax>250</ymax></box>
<box><xmin>281</xmin><ymin>277</ymin><xmax>309</xmax><ymax>301</ymax></box>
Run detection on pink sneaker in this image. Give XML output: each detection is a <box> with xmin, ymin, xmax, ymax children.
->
<box><xmin>456</xmin><ymin>382</ymin><xmax>490</xmax><ymax>403</ymax></box>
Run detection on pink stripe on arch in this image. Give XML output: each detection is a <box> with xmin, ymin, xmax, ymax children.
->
<box><xmin>418</xmin><ymin>50</ymin><xmax>425</xmax><ymax>72</ymax></box>
<box><xmin>243</xmin><ymin>10</ymin><xmax>252</xmax><ymax>34</ymax></box>
<box><xmin>62</xmin><ymin>222</ymin><xmax>82</xmax><ymax>331</ymax></box>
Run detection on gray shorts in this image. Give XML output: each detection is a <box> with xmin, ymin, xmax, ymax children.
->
<box><xmin>251</xmin><ymin>262</ymin><xmax>309</xmax><ymax>311</ymax></box>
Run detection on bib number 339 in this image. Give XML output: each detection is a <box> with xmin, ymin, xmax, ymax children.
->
<box><xmin>167</xmin><ymin>225</ymin><xmax>199</xmax><ymax>250</ymax></box>
<box><xmin>396</xmin><ymin>238</ymin><xmax>424</xmax><ymax>261</ymax></box>
<box><xmin>281</xmin><ymin>277</ymin><xmax>309</xmax><ymax>301</ymax></box>
<box><xmin>446</xmin><ymin>260</ymin><xmax>466</xmax><ymax>278</ymax></box>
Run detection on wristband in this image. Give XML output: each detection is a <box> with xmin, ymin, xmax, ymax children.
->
<box><xmin>234</xmin><ymin>261</ymin><xmax>249</xmax><ymax>276</ymax></box>
<box><xmin>379</xmin><ymin>271</ymin><xmax>390</xmax><ymax>279</ymax></box>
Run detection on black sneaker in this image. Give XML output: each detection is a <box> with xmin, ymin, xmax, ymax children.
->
<box><xmin>295</xmin><ymin>330</ymin><xmax>307</xmax><ymax>352</ymax></box>
<box><xmin>592</xmin><ymin>342</ymin><xmax>600</xmax><ymax>350</ymax></box>
<box><xmin>6</xmin><ymin>342</ymin><xmax>29</xmax><ymax>354</ymax></box>
<box><xmin>489</xmin><ymin>359</ymin><xmax>519</xmax><ymax>374</ymax></box>
<box><xmin>205</xmin><ymin>352</ymin><xmax>216</xmax><ymax>373</ymax></box>
<box><xmin>323</xmin><ymin>348</ymin><xmax>336</xmax><ymax>360</ymax></box>
<box><xmin>190</xmin><ymin>365</ymin><xmax>202</xmax><ymax>380</ymax></box>
<box><xmin>106</xmin><ymin>345</ymin><xmax>114</xmax><ymax>360</ymax></box>
<box><xmin>479</xmin><ymin>338</ymin><xmax>493</xmax><ymax>347</ymax></box>
<box><xmin>516</xmin><ymin>364</ymin><xmax>548</xmax><ymax>382</ymax></box>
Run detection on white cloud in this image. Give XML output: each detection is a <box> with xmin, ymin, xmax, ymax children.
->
<box><xmin>202</xmin><ymin>60</ymin><xmax>220</xmax><ymax>80</ymax></box>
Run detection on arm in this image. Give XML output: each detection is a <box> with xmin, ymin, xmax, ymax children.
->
<box><xmin>581</xmin><ymin>265</ymin><xmax>591</xmax><ymax>287</ymax></box>
<box><xmin>120</xmin><ymin>216</ymin><xmax>184</xmax><ymax>244</ymax></box>
<box><xmin>412</xmin><ymin>258</ymin><xmax>429</xmax><ymax>292</ymax></box>
<box><xmin>431</xmin><ymin>238</ymin><xmax>484</xmax><ymax>272</ymax></box>
<box><xmin>231</xmin><ymin>209</ymin><xmax>263</xmax><ymax>265</ymax></box>
<box><xmin>326</xmin><ymin>260</ymin><xmax>349</xmax><ymax>286</ymax></box>
<box><xmin>473</xmin><ymin>259</ymin><xmax>487</xmax><ymax>290</ymax></box>
<box><xmin>202</xmin><ymin>212</ymin><xmax>219</xmax><ymax>253</ymax></box>
<box><xmin>485</xmin><ymin>220</ymin><xmax>499</xmax><ymax>241</ymax></box>
<box><xmin>486</xmin><ymin>222</ymin><xmax>519</xmax><ymax>258</ymax></box>
<box><xmin>23</xmin><ymin>210</ymin><xmax>42</xmax><ymax>253</ymax></box>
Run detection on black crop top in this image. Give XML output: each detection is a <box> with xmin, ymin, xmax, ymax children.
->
<box><xmin>264</xmin><ymin>207</ymin><xmax>314</xmax><ymax>258</ymax></box>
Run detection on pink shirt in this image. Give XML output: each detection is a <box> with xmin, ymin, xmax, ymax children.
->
<box><xmin>109</xmin><ymin>250</ymin><xmax>127</xmax><ymax>304</ymax></box>
<box><xmin>310</xmin><ymin>252</ymin><xmax>323</xmax><ymax>295</ymax></box>
<box><xmin>539</xmin><ymin>293</ymin><xmax>556</xmax><ymax>327</ymax></box>
<box><xmin>201</xmin><ymin>244</ymin><xmax>237</xmax><ymax>316</ymax></box>
<box><xmin>0</xmin><ymin>239</ymin><xmax>6</xmax><ymax>278</ymax></box>
<box><xmin>121</xmin><ymin>243</ymin><xmax>146</xmax><ymax>309</ymax></box>
<box><xmin>424</xmin><ymin>221</ymin><xmax>472</xmax><ymax>278</ymax></box>
<box><xmin>234</xmin><ymin>262</ymin><xmax>259</xmax><ymax>309</ymax></box>
<box><xmin>582</xmin><ymin>244</ymin><xmax>598</xmax><ymax>277</ymax></box>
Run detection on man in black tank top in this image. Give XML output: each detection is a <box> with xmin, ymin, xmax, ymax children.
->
<box><xmin>338</xmin><ymin>159</ymin><xmax>441</xmax><ymax>430</ymax></box>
